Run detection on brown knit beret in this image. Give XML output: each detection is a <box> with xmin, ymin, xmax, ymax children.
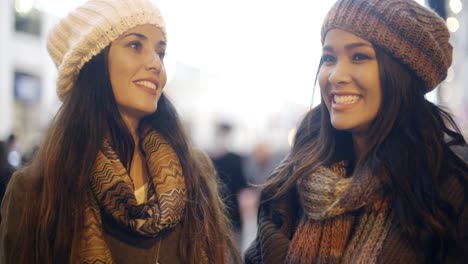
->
<box><xmin>321</xmin><ymin>0</ymin><xmax>452</xmax><ymax>93</ymax></box>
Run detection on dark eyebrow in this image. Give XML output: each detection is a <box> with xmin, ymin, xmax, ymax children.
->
<box><xmin>344</xmin><ymin>42</ymin><xmax>373</xmax><ymax>51</ymax></box>
<box><xmin>323</xmin><ymin>46</ymin><xmax>334</xmax><ymax>52</ymax></box>
<box><xmin>122</xmin><ymin>32</ymin><xmax>166</xmax><ymax>48</ymax></box>
<box><xmin>123</xmin><ymin>32</ymin><xmax>147</xmax><ymax>40</ymax></box>
<box><xmin>323</xmin><ymin>42</ymin><xmax>373</xmax><ymax>52</ymax></box>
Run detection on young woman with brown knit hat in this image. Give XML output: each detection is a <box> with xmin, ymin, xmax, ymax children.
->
<box><xmin>245</xmin><ymin>0</ymin><xmax>468</xmax><ymax>263</ymax></box>
<box><xmin>0</xmin><ymin>0</ymin><xmax>240</xmax><ymax>263</ymax></box>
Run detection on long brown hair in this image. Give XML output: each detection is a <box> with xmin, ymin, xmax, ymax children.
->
<box><xmin>10</xmin><ymin>47</ymin><xmax>240</xmax><ymax>263</ymax></box>
<box><xmin>261</xmin><ymin>47</ymin><xmax>468</xmax><ymax>261</ymax></box>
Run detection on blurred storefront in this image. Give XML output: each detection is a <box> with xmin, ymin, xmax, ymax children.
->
<box><xmin>0</xmin><ymin>0</ymin><xmax>60</xmax><ymax>157</ymax></box>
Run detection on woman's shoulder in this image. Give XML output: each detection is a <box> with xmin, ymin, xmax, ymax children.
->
<box><xmin>4</xmin><ymin>167</ymin><xmax>40</xmax><ymax>195</ymax></box>
<box><xmin>1</xmin><ymin>167</ymin><xmax>41</xmax><ymax>218</ymax></box>
<box><xmin>0</xmin><ymin>166</ymin><xmax>40</xmax><ymax>261</ymax></box>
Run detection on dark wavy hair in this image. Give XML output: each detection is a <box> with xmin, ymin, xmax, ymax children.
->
<box><xmin>261</xmin><ymin>47</ymin><xmax>468</xmax><ymax>261</ymax></box>
<box><xmin>9</xmin><ymin>47</ymin><xmax>240</xmax><ymax>264</ymax></box>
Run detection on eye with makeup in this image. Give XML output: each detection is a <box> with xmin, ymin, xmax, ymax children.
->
<box><xmin>128</xmin><ymin>40</ymin><xmax>143</xmax><ymax>52</ymax></box>
<box><xmin>351</xmin><ymin>52</ymin><xmax>373</xmax><ymax>62</ymax></box>
<box><xmin>321</xmin><ymin>54</ymin><xmax>336</xmax><ymax>65</ymax></box>
<box><xmin>158</xmin><ymin>50</ymin><xmax>166</xmax><ymax>60</ymax></box>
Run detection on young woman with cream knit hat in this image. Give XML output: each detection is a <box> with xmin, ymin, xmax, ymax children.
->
<box><xmin>0</xmin><ymin>0</ymin><xmax>240</xmax><ymax>263</ymax></box>
<box><xmin>245</xmin><ymin>0</ymin><xmax>468</xmax><ymax>263</ymax></box>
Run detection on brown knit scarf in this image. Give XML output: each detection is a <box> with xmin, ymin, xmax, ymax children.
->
<box><xmin>286</xmin><ymin>161</ymin><xmax>394</xmax><ymax>264</ymax></box>
<box><xmin>77</xmin><ymin>130</ymin><xmax>186</xmax><ymax>263</ymax></box>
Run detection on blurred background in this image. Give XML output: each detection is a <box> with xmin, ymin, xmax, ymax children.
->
<box><xmin>1</xmin><ymin>0</ymin><xmax>467</xmax><ymax>252</ymax></box>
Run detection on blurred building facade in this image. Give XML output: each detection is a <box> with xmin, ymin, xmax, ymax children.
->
<box><xmin>444</xmin><ymin>0</ymin><xmax>468</xmax><ymax>136</ymax></box>
<box><xmin>0</xmin><ymin>0</ymin><xmax>60</xmax><ymax>155</ymax></box>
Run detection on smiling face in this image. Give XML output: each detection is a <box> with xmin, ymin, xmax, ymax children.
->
<box><xmin>319</xmin><ymin>29</ymin><xmax>382</xmax><ymax>136</ymax></box>
<box><xmin>108</xmin><ymin>24</ymin><xmax>167</xmax><ymax>128</ymax></box>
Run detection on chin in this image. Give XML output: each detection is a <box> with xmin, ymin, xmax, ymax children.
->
<box><xmin>133</xmin><ymin>106</ymin><xmax>157</xmax><ymax>118</ymax></box>
<box><xmin>142</xmin><ymin>107</ymin><xmax>157</xmax><ymax>116</ymax></box>
<box><xmin>332</xmin><ymin>124</ymin><xmax>352</xmax><ymax>131</ymax></box>
<box><xmin>331</xmin><ymin>118</ymin><xmax>353</xmax><ymax>131</ymax></box>
<box><xmin>331</xmin><ymin>120</ymin><xmax>371</xmax><ymax>135</ymax></box>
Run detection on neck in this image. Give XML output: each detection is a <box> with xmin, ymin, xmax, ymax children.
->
<box><xmin>352</xmin><ymin>134</ymin><xmax>368</xmax><ymax>161</ymax></box>
<box><xmin>119</xmin><ymin>111</ymin><xmax>140</xmax><ymax>145</ymax></box>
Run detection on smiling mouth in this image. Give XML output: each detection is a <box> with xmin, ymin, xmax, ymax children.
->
<box><xmin>333</xmin><ymin>95</ymin><xmax>360</xmax><ymax>104</ymax></box>
<box><xmin>135</xmin><ymin>80</ymin><xmax>157</xmax><ymax>90</ymax></box>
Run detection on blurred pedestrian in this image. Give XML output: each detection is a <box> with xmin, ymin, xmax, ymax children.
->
<box><xmin>244</xmin><ymin>142</ymin><xmax>284</xmax><ymax>186</ymax></box>
<box><xmin>240</xmin><ymin>142</ymin><xmax>285</xmax><ymax>252</ymax></box>
<box><xmin>210</xmin><ymin>122</ymin><xmax>247</xmax><ymax>247</ymax></box>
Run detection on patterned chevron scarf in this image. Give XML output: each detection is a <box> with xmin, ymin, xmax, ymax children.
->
<box><xmin>78</xmin><ymin>130</ymin><xmax>186</xmax><ymax>263</ymax></box>
<box><xmin>286</xmin><ymin>161</ymin><xmax>394</xmax><ymax>264</ymax></box>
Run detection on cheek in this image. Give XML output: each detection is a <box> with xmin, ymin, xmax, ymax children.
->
<box><xmin>108</xmin><ymin>61</ymin><xmax>138</xmax><ymax>99</ymax></box>
<box><xmin>318</xmin><ymin>67</ymin><xmax>327</xmax><ymax>87</ymax></box>
<box><xmin>160</xmin><ymin>66</ymin><xmax>168</xmax><ymax>88</ymax></box>
<box><xmin>318</xmin><ymin>67</ymin><xmax>331</xmax><ymax>107</ymax></box>
<box><xmin>108</xmin><ymin>57</ymin><xmax>127</xmax><ymax>88</ymax></box>
<box><xmin>108</xmin><ymin>65</ymin><xmax>133</xmax><ymax>103</ymax></box>
<box><xmin>369</xmin><ymin>76</ymin><xmax>382</xmax><ymax>109</ymax></box>
<box><xmin>372</xmin><ymin>91</ymin><xmax>382</xmax><ymax>114</ymax></box>
<box><xmin>108</xmin><ymin>67</ymin><xmax>126</xmax><ymax>100</ymax></box>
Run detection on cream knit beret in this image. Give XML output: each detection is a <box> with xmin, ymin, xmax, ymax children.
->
<box><xmin>47</xmin><ymin>0</ymin><xmax>166</xmax><ymax>101</ymax></box>
<box><xmin>321</xmin><ymin>0</ymin><xmax>452</xmax><ymax>93</ymax></box>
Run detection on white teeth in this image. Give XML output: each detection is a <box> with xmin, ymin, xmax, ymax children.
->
<box><xmin>135</xmin><ymin>80</ymin><xmax>156</xmax><ymax>90</ymax></box>
<box><xmin>334</xmin><ymin>95</ymin><xmax>360</xmax><ymax>104</ymax></box>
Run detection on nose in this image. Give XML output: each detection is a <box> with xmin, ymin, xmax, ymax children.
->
<box><xmin>327</xmin><ymin>61</ymin><xmax>352</xmax><ymax>86</ymax></box>
<box><xmin>145</xmin><ymin>53</ymin><xmax>163</xmax><ymax>74</ymax></box>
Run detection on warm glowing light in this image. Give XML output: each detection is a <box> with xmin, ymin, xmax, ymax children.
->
<box><xmin>450</xmin><ymin>0</ymin><xmax>463</xmax><ymax>14</ymax></box>
<box><xmin>288</xmin><ymin>128</ymin><xmax>296</xmax><ymax>147</ymax></box>
<box><xmin>15</xmin><ymin>0</ymin><xmax>35</xmax><ymax>14</ymax></box>
<box><xmin>447</xmin><ymin>17</ymin><xmax>459</xmax><ymax>32</ymax></box>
